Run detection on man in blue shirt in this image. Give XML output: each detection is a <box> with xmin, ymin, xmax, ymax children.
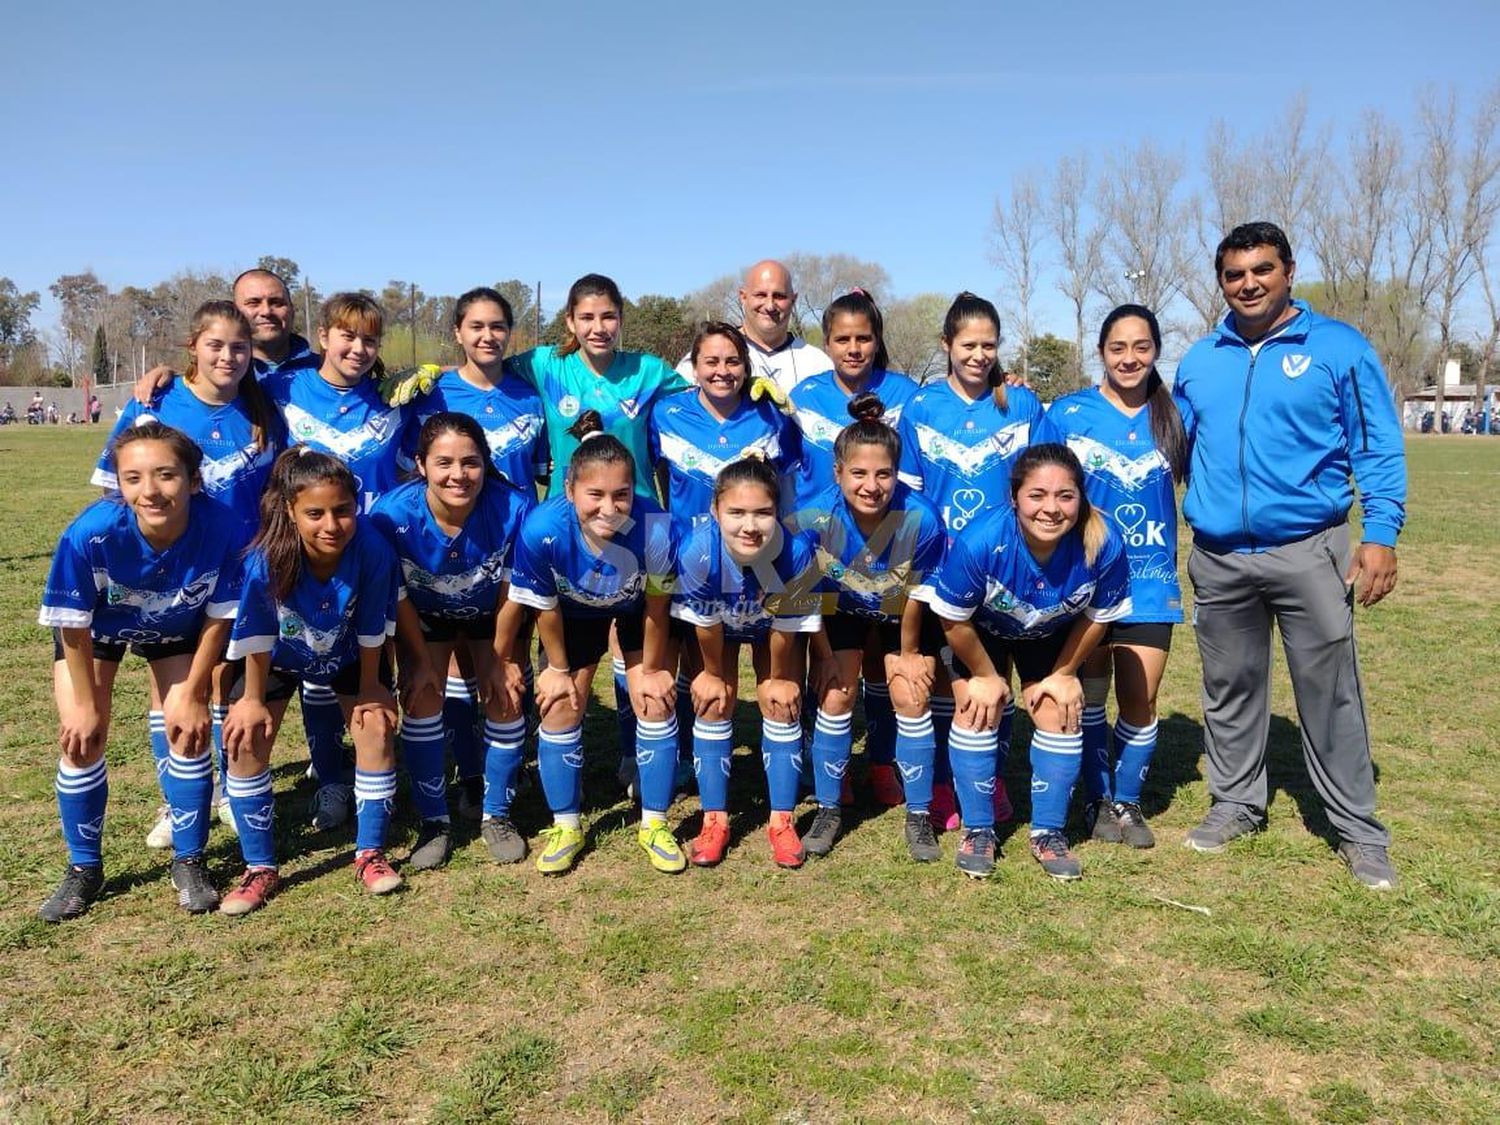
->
<box><xmin>1172</xmin><ymin>221</ymin><xmax>1405</xmax><ymax>890</ymax></box>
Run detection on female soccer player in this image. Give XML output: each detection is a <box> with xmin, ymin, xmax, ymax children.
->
<box><xmin>799</xmin><ymin>395</ymin><xmax>947</xmax><ymax>861</ymax></box>
<box><xmin>38</xmin><ymin>422</ymin><xmax>246</xmax><ymax>920</ymax></box>
<box><xmin>497</xmin><ymin>412</ymin><xmax>681</xmax><ymax>875</ymax></box>
<box><xmin>1033</xmin><ymin>305</ymin><xmax>1188</xmax><ymax>849</ymax></box>
<box><xmin>671</xmin><ymin>455</ymin><xmax>823</xmax><ymax>867</ymax></box>
<box><xmin>370</xmin><ymin>413</ymin><xmax>533</xmax><ymax>867</ymax></box>
<box><xmin>919</xmin><ymin>444</ymin><xmax>1132</xmax><ymax>881</ymax></box>
<box><xmin>220</xmin><ymin>448</ymin><xmax>418</xmax><ymax>914</ymax></box>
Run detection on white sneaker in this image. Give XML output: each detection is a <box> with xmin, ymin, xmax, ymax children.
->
<box><xmin>145</xmin><ymin>804</ymin><xmax>174</xmax><ymax>849</ymax></box>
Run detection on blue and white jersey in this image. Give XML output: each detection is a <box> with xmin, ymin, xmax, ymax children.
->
<box><xmin>649</xmin><ymin>390</ymin><xmax>802</xmax><ymax>527</ymax></box>
<box><xmin>369</xmin><ymin>477</ymin><xmax>533</xmax><ymax>624</ymax></box>
<box><xmin>508</xmin><ymin>494</ymin><xmax>676</xmax><ymax>620</ymax></box>
<box><xmin>787</xmin><ymin>369</ymin><xmax>919</xmax><ymax>508</ymax></box>
<box><xmin>411</xmin><ymin>368</ymin><xmax>548</xmax><ymax>493</ymax></box>
<box><xmin>799</xmin><ymin>483</ymin><xmax>946</xmax><ymax>624</ymax></box>
<box><xmin>40</xmin><ymin>494</ymin><xmax>245</xmax><ymax>647</ymax></box>
<box><xmin>897</xmin><ymin>381</ymin><xmax>1042</xmax><ymax>532</ymax></box>
<box><xmin>671</xmin><ymin>518</ymin><xmax>822</xmax><ymax>642</ymax></box>
<box><xmin>226</xmin><ymin>518</ymin><xmax>400</xmax><ymax>682</ymax></box>
<box><xmin>1033</xmin><ymin>387</ymin><xmax>1182</xmax><ymax>623</ymax></box>
<box><xmin>262</xmin><ymin>367</ymin><xmax>413</xmax><ymax>511</ymax></box>
<box><xmin>91</xmin><ymin>380</ymin><xmax>286</xmax><ymax>538</ymax></box>
<box><xmin>252</xmin><ymin>335</ymin><xmax>317</xmax><ymax>380</ymax></box>
<box><xmin>919</xmin><ymin>506</ymin><xmax>1132</xmax><ymax>640</ymax></box>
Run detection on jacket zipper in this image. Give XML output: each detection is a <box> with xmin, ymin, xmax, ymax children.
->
<box><xmin>1238</xmin><ymin>350</ymin><xmax>1258</xmax><ymax>548</ymax></box>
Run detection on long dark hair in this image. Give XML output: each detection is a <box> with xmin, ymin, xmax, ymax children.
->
<box><xmin>821</xmin><ymin>290</ymin><xmax>890</xmax><ymax>372</ymax></box>
<box><xmin>182</xmin><ymin>300</ymin><xmax>277</xmax><ymax>453</ymax></box>
<box><xmin>833</xmin><ymin>393</ymin><xmax>901</xmax><ymax>466</ymax></box>
<box><xmin>252</xmin><ymin>447</ymin><xmax>358</xmax><ymax>600</ymax></box>
<box><xmin>713</xmin><ymin>453</ymin><xmax>780</xmax><ymax>508</ymax></box>
<box><xmin>1009</xmin><ymin>443</ymin><xmax>1107</xmax><ymax>566</ymax></box>
<box><xmin>111</xmin><ymin>419</ymin><xmax>204</xmax><ymax>482</ymax></box>
<box><xmin>1097</xmin><ymin>304</ymin><xmax>1188</xmax><ymax>481</ymax></box>
<box><xmin>416</xmin><ymin>411</ymin><xmax>501</xmax><ymax>484</ymax></box>
<box><xmin>942</xmin><ymin>291</ymin><xmax>1009</xmax><ymax>412</ymax></box>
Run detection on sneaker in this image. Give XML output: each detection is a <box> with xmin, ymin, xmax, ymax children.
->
<box><xmin>1338</xmin><ymin>840</ymin><xmax>1397</xmax><ymax>890</ymax></box>
<box><xmin>407</xmin><ymin>820</ymin><xmax>452</xmax><ymax>871</ymax></box>
<box><xmin>354</xmin><ymin>849</ymin><xmax>403</xmax><ymax>895</ymax></box>
<box><xmin>930</xmin><ymin>783</ymin><xmax>960</xmax><ymax>832</ymax></box>
<box><xmin>1114</xmin><ymin>801</ymin><xmax>1156</xmax><ymax>849</ymax></box>
<box><xmin>993</xmin><ymin>778</ymin><xmax>1015</xmax><ymax>824</ymax></box>
<box><xmin>767</xmin><ymin>819</ymin><xmax>806</xmax><ymax>868</ymax></box>
<box><xmin>956</xmin><ymin>827</ymin><xmax>998</xmax><ymax>878</ymax></box>
<box><xmin>617</xmin><ymin>755</ymin><xmax>638</xmax><ymax>800</ymax></box>
<box><xmin>309</xmin><ymin>782</ymin><xmax>354</xmax><ymax>833</ymax></box>
<box><xmin>219</xmin><ymin>866</ymin><xmax>280</xmax><ymax>917</ymax></box>
<box><xmin>904</xmin><ymin>811</ymin><xmax>941</xmax><ymax>863</ymax></box>
<box><xmin>145</xmin><ymin>804</ymin><xmax>174</xmax><ymax>850</ymax></box>
<box><xmin>1184</xmin><ymin>803</ymin><xmax>1263</xmax><ymax>853</ymax></box>
<box><xmin>1086</xmin><ymin>799</ymin><xmax>1124</xmax><ymax>844</ymax></box>
<box><xmin>455</xmin><ymin>776</ymin><xmax>485</xmax><ymax>824</ymax></box>
<box><xmin>1029</xmin><ymin>830</ymin><xmax>1083</xmax><ymax>881</ymax></box>
<box><xmin>170</xmin><ymin>856</ymin><xmax>220</xmax><ymax>913</ymax></box>
<box><xmin>689</xmin><ymin>821</ymin><xmax>730</xmax><ymax>867</ymax></box>
<box><xmin>869</xmin><ymin>763</ymin><xmax>904</xmax><ymax>807</ymax></box>
<box><xmin>803</xmin><ymin>806</ymin><xmax>842</xmax><ymax>857</ymax></box>
<box><xmin>481</xmin><ymin>817</ymin><xmax>527</xmax><ymax>864</ymax></box>
<box><xmin>216</xmin><ymin>798</ymin><xmax>238</xmax><ymax>836</ymax></box>
<box><xmin>535</xmin><ymin>823</ymin><xmax>586</xmax><ymax>875</ymax></box>
<box><xmin>638</xmin><ymin>822</ymin><xmax>688</xmax><ymax>873</ymax></box>
<box><xmin>38</xmin><ymin>864</ymin><xmax>105</xmax><ymax>923</ymax></box>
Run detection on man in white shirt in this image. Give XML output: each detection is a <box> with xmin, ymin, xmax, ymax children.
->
<box><xmin>678</xmin><ymin>259</ymin><xmax>832</xmax><ymax>393</ymax></box>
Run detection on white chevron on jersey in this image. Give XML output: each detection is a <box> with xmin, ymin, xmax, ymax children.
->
<box><xmin>199</xmin><ymin>442</ymin><xmax>275</xmax><ymax>492</ymax></box>
<box><xmin>797</xmin><ymin>409</ymin><xmax>846</xmax><ymax>447</ymax></box>
<box><xmin>1066</xmin><ymin>436</ymin><xmax>1168</xmax><ymax>492</ymax></box>
<box><xmin>979</xmin><ymin>576</ymin><xmax>1098</xmax><ymax>633</ymax></box>
<box><xmin>551</xmin><ymin>569</ymin><xmax>646</xmax><ymax>609</ymax></box>
<box><xmin>283</xmin><ymin>403</ymin><xmax>401</xmax><ymax>463</ymax></box>
<box><xmin>399</xmin><ymin>556</ymin><xmax>507</xmax><ymax>599</ymax></box>
<box><xmin>484</xmin><ymin>413</ymin><xmax>543</xmax><ymax>455</ymax></box>
<box><xmin>911</xmin><ymin>421</ymin><xmax>1028</xmax><ymax>477</ymax></box>
<box><xmin>276</xmin><ymin>606</ymin><xmax>349</xmax><ymax>655</ymax></box>
<box><xmin>100</xmin><ymin>573</ymin><xmax>217</xmax><ymax>622</ymax></box>
<box><xmin>657</xmin><ymin>429</ymin><xmax>783</xmax><ymax>478</ymax></box>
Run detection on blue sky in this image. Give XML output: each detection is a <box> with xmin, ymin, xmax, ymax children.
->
<box><xmin>5</xmin><ymin>0</ymin><xmax>1499</xmax><ymax>336</ymax></box>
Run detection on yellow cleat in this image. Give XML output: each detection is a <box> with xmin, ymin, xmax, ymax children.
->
<box><xmin>637</xmin><ymin>822</ymin><xmax>687</xmax><ymax>873</ymax></box>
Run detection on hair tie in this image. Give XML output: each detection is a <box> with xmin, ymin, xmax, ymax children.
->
<box><xmin>850</xmin><ymin>287</ymin><xmax>868</xmax><ymax>297</ymax></box>
<box><xmin>297</xmin><ymin>445</ymin><xmax>314</xmax><ymax>457</ymax></box>
<box><xmin>579</xmin><ymin>430</ymin><xmax>608</xmax><ymax>444</ymax></box>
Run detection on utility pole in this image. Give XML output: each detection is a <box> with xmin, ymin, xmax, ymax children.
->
<box><xmin>535</xmin><ymin>281</ymin><xmax>542</xmax><ymax>346</ymax></box>
<box><xmin>411</xmin><ymin>281</ymin><xmax>418</xmax><ymax>367</ymax></box>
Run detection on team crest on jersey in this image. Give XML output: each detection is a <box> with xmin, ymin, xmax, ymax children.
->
<box><xmin>279</xmin><ymin>613</ymin><xmax>303</xmax><ymax>639</ymax></box>
<box><xmin>559</xmin><ymin>395</ymin><xmax>580</xmax><ymax>418</ymax></box>
<box><xmin>618</xmin><ymin>397</ymin><xmax>642</xmax><ymax>420</ymax></box>
<box><xmin>1282</xmin><ymin>354</ymin><xmax>1311</xmax><ymax>379</ymax></box>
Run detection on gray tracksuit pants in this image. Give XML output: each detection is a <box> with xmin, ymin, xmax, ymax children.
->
<box><xmin>1187</xmin><ymin>524</ymin><xmax>1389</xmax><ymax>846</ymax></box>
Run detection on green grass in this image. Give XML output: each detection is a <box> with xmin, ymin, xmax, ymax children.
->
<box><xmin>0</xmin><ymin>428</ymin><xmax>1497</xmax><ymax>1123</ymax></box>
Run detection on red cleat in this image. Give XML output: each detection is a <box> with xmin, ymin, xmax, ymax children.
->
<box><xmin>868</xmin><ymin>762</ymin><xmax>904</xmax><ymax>808</ymax></box>
<box><xmin>767</xmin><ymin>818</ymin><xmax>806</xmax><ymax>868</ymax></box>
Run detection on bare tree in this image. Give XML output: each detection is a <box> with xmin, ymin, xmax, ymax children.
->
<box><xmin>780</xmin><ymin>252</ymin><xmax>891</xmax><ymax>333</ymax></box>
<box><xmin>1094</xmin><ymin>140</ymin><xmax>1192</xmax><ymax>346</ymax></box>
<box><xmin>989</xmin><ymin>172</ymin><xmax>1044</xmax><ymax>379</ymax></box>
<box><xmin>1179</xmin><ymin>192</ymin><xmax>1228</xmax><ymax>337</ymax></box>
<box><xmin>883</xmin><ymin>293</ymin><xmax>950</xmax><ymax>383</ymax></box>
<box><xmin>683</xmin><ymin>271</ymin><xmax>742</xmax><ymax>325</ymax></box>
<box><xmin>1047</xmin><ymin>154</ymin><xmax>1105</xmax><ymax>386</ymax></box>
<box><xmin>1476</xmin><ymin>238</ymin><xmax>1500</xmax><ymax>427</ymax></box>
<box><xmin>1260</xmin><ymin>93</ymin><xmax>1330</xmax><ymax>254</ymax></box>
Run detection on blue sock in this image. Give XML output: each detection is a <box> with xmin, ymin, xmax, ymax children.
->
<box><xmin>692</xmin><ymin>718</ymin><xmax>733</xmax><ymax>813</ymax></box>
<box><xmin>353</xmin><ymin>768</ymin><xmax>398</xmax><ymax>853</ymax></box>
<box><xmin>1113</xmin><ymin>718</ymin><xmax>1158</xmax><ymax>805</ymax></box>
<box><xmin>810</xmin><ymin>709</ymin><xmax>852</xmax><ymax>808</ymax></box>
<box><xmin>226</xmin><ymin>769</ymin><xmax>276</xmax><ymax>868</ymax></box>
<box><xmin>56</xmin><ymin>759</ymin><xmax>108</xmax><ymax>866</ymax></box>
<box><xmin>676</xmin><ymin>672</ymin><xmax>696</xmax><ymax>757</ymax></box>
<box><xmin>862</xmin><ymin>681</ymin><xmax>895</xmax><ymax>766</ymax></box>
<box><xmin>930</xmin><ymin>695</ymin><xmax>955</xmax><ymax>786</ymax></box>
<box><xmin>538</xmin><ymin>725</ymin><xmax>583</xmax><ymax>815</ymax></box>
<box><xmin>1029</xmin><ymin>729</ymin><xmax>1082</xmax><ymax>833</ymax></box>
<box><xmin>444</xmin><ymin>677</ymin><xmax>483</xmax><ymax>781</ymax></box>
<box><xmin>894</xmin><ymin>710</ymin><xmax>935</xmax><ymax>812</ymax></box>
<box><xmin>482</xmin><ymin>718</ymin><xmax>526</xmax><ymax>817</ymax></box>
<box><xmin>163</xmin><ymin>751</ymin><xmax>214</xmax><ymax>859</ymax></box>
<box><xmin>148</xmin><ymin>709</ymin><xmax>169</xmax><ymax>795</ymax></box>
<box><xmin>949</xmin><ymin>723</ymin><xmax>998</xmax><ymax>829</ymax></box>
<box><xmin>210</xmin><ymin>703</ymin><xmax>229</xmax><ymax>800</ymax></box>
<box><xmin>636</xmin><ymin>715</ymin><xmax>679</xmax><ymax>815</ymax></box>
<box><xmin>301</xmin><ymin>683</ymin><xmax>347</xmax><ymax>784</ymax></box>
<box><xmin>761</xmin><ymin>718</ymin><xmax>803</xmax><ymax>812</ymax></box>
<box><xmin>612</xmin><ymin>658</ymin><xmax>636</xmax><ymax>768</ymax></box>
<box><xmin>401</xmin><ymin>713</ymin><xmax>449</xmax><ymax>821</ymax></box>
<box><xmin>1081</xmin><ymin>704</ymin><xmax>1111</xmax><ymax>802</ymax></box>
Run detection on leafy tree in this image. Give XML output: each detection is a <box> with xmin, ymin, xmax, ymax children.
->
<box><xmin>883</xmin><ymin>293</ymin><xmax>950</xmax><ymax>382</ymax></box>
<box><xmin>255</xmin><ymin>256</ymin><xmax>302</xmax><ymax>289</ymax></box>
<box><xmin>623</xmin><ymin>295</ymin><xmax>694</xmax><ymax>362</ymax></box>
<box><xmin>1013</xmin><ymin>334</ymin><xmax>1085</xmax><ymax>400</ymax></box>
<box><xmin>494</xmin><ymin>279</ymin><xmax>538</xmax><ymax>349</ymax></box>
<box><xmin>0</xmin><ymin>277</ymin><xmax>41</xmax><ymax>369</ymax></box>
<box><xmin>90</xmin><ymin>325</ymin><xmax>110</xmax><ymax>387</ymax></box>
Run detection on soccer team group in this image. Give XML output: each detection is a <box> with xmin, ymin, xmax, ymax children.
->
<box><xmin>34</xmin><ymin>220</ymin><xmax>1408</xmax><ymax>922</ymax></box>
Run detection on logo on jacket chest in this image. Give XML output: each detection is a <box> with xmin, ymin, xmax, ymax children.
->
<box><xmin>1282</xmin><ymin>354</ymin><xmax>1311</xmax><ymax>379</ymax></box>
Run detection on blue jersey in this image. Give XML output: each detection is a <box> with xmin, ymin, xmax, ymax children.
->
<box><xmin>670</xmin><ymin>518</ymin><xmax>822</xmax><ymax>642</ymax></box>
<box><xmin>411</xmin><ymin>368</ymin><xmax>548</xmax><ymax>493</ymax></box>
<box><xmin>787</xmin><ymin>369</ymin><xmax>919</xmax><ymax>507</ymax></box>
<box><xmin>920</xmin><ymin>506</ymin><xmax>1132</xmax><ymax>639</ymax></box>
<box><xmin>649</xmin><ymin>389</ymin><xmax>802</xmax><ymax>527</ymax></box>
<box><xmin>897</xmin><ymin>381</ymin><xmax>1041</xmax><ymax>532</ymax></box>
<box><xmin>1033</xmin><ymin>387</ymin><xmax>1183</xmax><ymax>623</ymax></box>
<box><xmin>799</xmin><ymin>483</ymin><xmax>946</xmax><ymax>623</ymax></box>
<box><xmin>369</xmin><ymin>477</ymin><xmax>533</xmax><ymax>623</ymax></box>
<box><xmin>226</xmin><ymin>519</ymin><xmax>400</xmax><ymax>682</ymax></box>
<box><xmin>92</xmin><ymin>380</ymin><xmax>286</xmax><ymax>538</ymax></box>
<box><xmin>508</xmin><ymin>494</ymin><xmax>676</xmax><ymax>620</ymax></box>
<box><xmin>251</xmin><ymin>335</ymin><xmax>317</xmax><ymax>380</ymax></box>
<box><xmin>263</xmin><ymin>366</ymin><xmax>414</xmax><ymax>511</ymax></box>
<box><xmin>40</xmin><ymin>494</ymin><xmax>245</xmax><ymax>647</ymax></box>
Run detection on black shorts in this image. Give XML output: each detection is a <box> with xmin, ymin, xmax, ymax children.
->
<box><xmin>53</xmin><ymin>629</ymin><xmax>198</xmax><ymax>666</ymax></box>
<box><xmin>418</xmin><ymin>613</ymin><xmax>497</xmax><ymax>643</ymax></box>
<box><xmin>228</xmin><ymin>650</ymin><xmax>395</xmax><ymax>704</ymax></box>
<box><xmin>822</xmin><ymin>610</ymin><xmax>946</xmax><ymax>657</ymax></box>
<box><xmin>562</xmin><ymin>611</ymin><xmax>646</xmax><ymax>672</ymax></box>
<box><xmin>948</xmin><ymin>628</ymin><xmax>1070</xmax><ymax>686</ymax></box>
<box><xmin>1107</xmin><ymin>621</ymin><xmax>1174</xmax><ymax>652</ymax></box>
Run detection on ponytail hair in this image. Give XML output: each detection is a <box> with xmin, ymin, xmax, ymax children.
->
<box><xmin>1009</xmin><ymin>443</ymin><xmax>1108</xmax><ymax>567</ymax></box>
<box><xmin>565</xmin><ymin>409</ymin><xmax>634</xmax><ymax>482</ymax></box>
<box><xmin>833</xmin><ymin>393</ymin><xmax>901</xmax><ymax>467</ymax></box>
<box><xmin>942</xmin><ymin>291</ymin><xmax>1009</xmax><ymax>411</ymax></box>
<box><xmin>252</xmin><ymin>447</ymin><xmax>358</xmax><ymax>600</ymax></box>
<box><xmin>112</xmin><ymin>420</ymin><xmax>204</xmax><ymax>483</ymax></box>
<box><xmin>1097</xmin><ymin>304</ymin><xmax>1187</xmax><ymax>481</ymax></box>
<box><xmin>821</xmin><ymin>289</ymin><xmax>890</xmax><ymax>372</ymax></box>
<box><xmin>712</xmin><ymin>452</ymin><xmax>781</xmax><ymax>509</ymax></box>
<box><xmin>182</xmin><ymin>300</ymin><xmax>277</xmax><ymax>453</ymax></box>
<box><xmin>556</xmin><ymin>274</ymin><xmax>624</xmax><ymax>359</ymax></box>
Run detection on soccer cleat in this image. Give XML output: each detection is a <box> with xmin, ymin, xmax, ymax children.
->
<box><xmin>868</xmin><ymin>763</ymin><xmax>904</xmax><ymax>808</ymax></box>
<box><xmin>170</xmin><ymin>856</ymin><xmax>220</xmax><ymax>914</ymax></box>
<box><xmin>929</xmin><ymin>783</ymin><xmax>960</xmax><ymax>832</ymax></box>
<box><xmin>38</xmin><ymin>864</ymin><xmax>105</xmax><ymax>923</ymax></box>
<box><xmin>904</xmin><ymin>811</ymin><xmax>941</xmax><ymax>863</ymax></box>
<box><xmin>803</xmin><ymin>807</ymin><xmax>842</xmax><ymax>857</ymax></box>
<box><xmin>956</xmin><ymin>827</ymin><xmax>998</xmax><ymax>879</ymax></box>
<box><xmin>407</xmin><ymin>820</ymin><xmax>452</xmax><ymax>871</ymax></box>
<box><xmin>354</xmin><ymin>849</ymin><xmax>403</xmax><ymax>895</ymax></box>
<box><xmin>219</xmin><ymin>866</ymin><xmax>280</xmax><ymax>917</ymax></box>
<box><xmin>1184</xmin><ymin>803</ymin><xmax>1263</xmax><ymax>853</ymax></box>
<box><xmin>638</xmin><ymin>823</ymin><xmax>688</xmax><ymax>874</ymax></box>
<box><xmin>1338</xmin><ymin>841</ymin><xmax>1397</xmax><ymax>890</ymax></box>
<box><xmin>535</xmin><ymin>824</ymin><xmax>586</xmax><ymax>875</ymax></box>
<box><xmin>481</xmin><ymin>817</ymin><xmax>528</xmax><ymax>864</ymax></box>
<box><xmin>145</xmin><ymin>804</ymin><xmax>174</xmax><ymax>850</ymax></box>
<box><xmin>309</xmin><ymin>783</ymin><xmax>354</xmax><ymax>833</ymax></box>
<box><xmin>455</xmin><ymin>776</ymin><xmax>485</xmax><ymax>824</ymax></box>
<box><xmin>993</xmin><ymin>778</ymin><xmax>1014</xmax><ymax>824</ymax></box>
<box><xmin>1029</xmin><ymin>831</ymin><xmax>1083</xmax><ymax>881</ymax></box>
<box><xmin>767</xmin><ymin>820</ymin><xmax>806</xmax><ymax>869</ymax></box>
<box><xmin>216</xmin><ymin>798</ymin><xmax>238</xmax><ymax>836</ymax></box>
<box><xmin>1086</xmin><ymin>799</ymin><xmax>1124</xmax><ymax>844</ymax></box>
<box><xmin>689</xmin><ymin>821</ymin><xmax>731</xmax><ymax>867</ymax></box>
<box><xmin>1114</xmin><ymin>801</ymin><xmax>1156</xmax><ymax>849</ymax></box>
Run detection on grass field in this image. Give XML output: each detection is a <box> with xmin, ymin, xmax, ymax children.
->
<box><xmin>0</xmin><ymin>428</ymin><xmax>1496</xmax><ymax>1124</ymax></box>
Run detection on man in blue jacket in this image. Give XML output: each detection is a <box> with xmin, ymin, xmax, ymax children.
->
<box><xmin>1172</xmin><ymin>221</ymin><xmax>1405</xmax><ymax>890</ymax></box>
